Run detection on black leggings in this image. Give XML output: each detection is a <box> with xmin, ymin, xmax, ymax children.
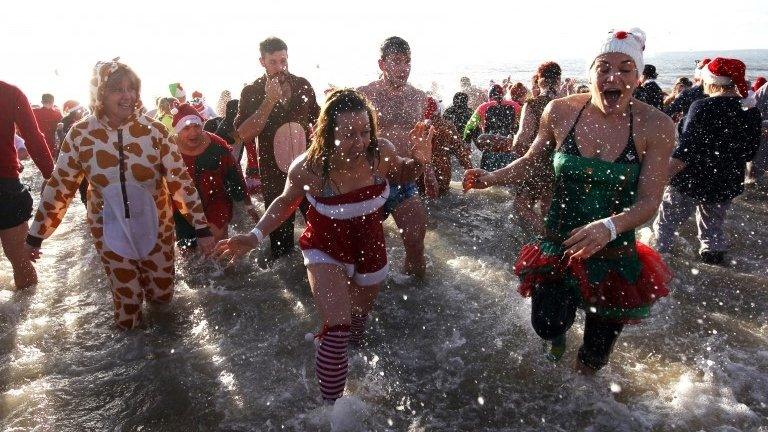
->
<box><xmin>531</xmin><ymin>282</ymin><xmax>624</xmax><ymax>370</ymax></box>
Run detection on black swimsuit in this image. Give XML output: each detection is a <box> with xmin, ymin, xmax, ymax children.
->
<box><xmin>559</xmin><ymin>102</ymin><xmax>640</xmax><ymax>165</ymax></box>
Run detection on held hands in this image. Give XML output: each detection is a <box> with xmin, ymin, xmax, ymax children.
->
<box><xmin>265</xmin><ymin>77</ymin><xmax>283</xmax><ymax>104</ymax></box>
<box><xmin>462</xmin><ymin>169</ymin><xmax>493</xmax><ymax>193</ymax></box>
<box><xmin>212</xmin><ymin>233</ymin><xmax>260</xmax><ymax>265</ymax></box>
<box><xmin>562</xmin><ymin>220</ymin><xmax>612</xmax><ymax>262</ymax></box>
<box><xmin>409</xmin><ymin>121</ymin><xmax>434</xmax><ymax>165</ymax></box>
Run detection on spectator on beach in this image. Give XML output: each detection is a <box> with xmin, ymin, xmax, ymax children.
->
<box><xmin>32</xmin><ymin>93</ymin><xmax>62</xmax><ymax>154</ymax></box>
<box><xmin>634</xmin><ymin>64</ymin><xmax>664</xmax><ymax>111</ymax></box>
<box><xmin>663</xmin><ymin>77</ymin><xmax>693</xmax><ymax>113</ymax></box>
<box><xmin>664</xmin><ymin>58</ymin><xmax>710</xmax><ymax>120</ymax></box>
<box><xmin>654</xmin><ymin>57</ymin><xmax>761</xmax><ymax>264</ymax></box>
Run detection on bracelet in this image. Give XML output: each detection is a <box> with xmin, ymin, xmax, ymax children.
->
<box><xmin>601</xmin><ymin>217</ymin><xmax>617</xmax><ymax>241</ymax></box>
<box><xmin>250</xmin><ymin>227</ymin><xmax>265</xmax><ymax>243</ymax></box>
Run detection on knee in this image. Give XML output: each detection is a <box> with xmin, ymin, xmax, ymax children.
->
<box><xmin>531</xmin><ymin>313</ymin><xmax>570</xmax><ymax>341</ymax></box>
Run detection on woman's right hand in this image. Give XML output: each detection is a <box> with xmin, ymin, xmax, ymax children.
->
<box><xmin>462</xmin><ymin>168</ymin><xmax>493</xmax><ymax>193</ymax></box>
<box><xmin>212</xmin><ymin>233</ymin><xmax>259</xmax><ymax>264</ymax></box>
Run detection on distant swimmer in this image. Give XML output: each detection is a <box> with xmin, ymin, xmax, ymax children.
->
<box><xmin>464</xmin><ymin>28</ymin><xmax>674</xmax><ymax>373</ymax></box>
<box><xmin>214</xmin><ymin>89</ymin><xmax>433</xmax><ymax>404</ymax></box>
<box><xmin>26</xmin><ymin>60</ymin><xmax>213</xmax><ymax>330</ymax></box>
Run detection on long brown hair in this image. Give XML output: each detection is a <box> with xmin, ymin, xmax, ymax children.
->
<box><xmin>305</xmin><ymin>88</ymin><xmax>379</xmax><ymax>180</ymax></box>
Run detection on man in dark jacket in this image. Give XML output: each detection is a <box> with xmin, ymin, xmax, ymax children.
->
<box><xmin>653</xmin><ymin>58</ymin><xmax>761</xmax><ymax>264</ymax></box>
<box><xmin>664</xmin><ymin>58</ymin><xmax>711</xmax><ymax>120</ymax></box>
<box><xmin>633</xmin><ymin>64</ymin><xmax>664</xmax><ymax>110</ymax></box>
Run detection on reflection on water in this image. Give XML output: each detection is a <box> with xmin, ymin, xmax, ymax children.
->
<box><xmin>1</xmin><ymin>158</ymin><xmax>767</xmax><ymax>431</ymax></box>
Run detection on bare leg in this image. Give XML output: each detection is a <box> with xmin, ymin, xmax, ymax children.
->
<box><xmin>391</xmin><ymin>196</ymin><xmax>426</xmax><ymax>277</ymax></box>
<box><xmin>0</xmin><ymin>222</ymin><xmax>37</xmax><ymax>289</ymax></box>
<box><xmin>307</xmin><ymin>264</ymin><xmax>353</xmax><ymax>328</ymax></box>
<box><xmin>350</xmin><ymin>282</ymin><xmax>380</xmax><ymax>316</ymax></box>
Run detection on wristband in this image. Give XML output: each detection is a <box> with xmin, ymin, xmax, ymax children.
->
<box><xmin>601</xmin><ymin>217</ymin><xmax>617</xmax><ymax>241</ymax></box>
<box><xmin>250</xmin><ymin>227</ymin><xmax>265</xmax><ymax>243</ymax></box>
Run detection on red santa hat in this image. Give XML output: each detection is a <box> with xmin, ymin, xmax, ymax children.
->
<box><xmin>752</xmin><ymin>76</ymin><xmax>766</xmax><ymax>93</ymax></box>
<box><xmin>172</xmin><ymin>103</ymin><xmax>204</xmax><ymax>133</ymax></box>
<box><xmin>594</xmin><ymin>28</ymin><xmax>646</xmax><ymax>72</ymax></box>
<box><xmin>192</xmin><ymin>90</ymin><xmax>203</xmax><ymax>100</ymax></box>
<box><xmin>700</xmin><ymin>57</ymin><xmax>749</xmax><ymax>97</ymax></box>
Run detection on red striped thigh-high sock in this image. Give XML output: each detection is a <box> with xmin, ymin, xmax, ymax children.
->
<box><xmin>350</xmin><ymin>313</ymin><xmax>368</xmax><ymax>346</ymax></box>
<box><xmin>315</xmin><ymin>324</ymin><xmax>350</xmax><ymax>402</ymax></box>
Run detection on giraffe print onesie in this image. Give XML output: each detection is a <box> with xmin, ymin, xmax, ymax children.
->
<box><xmin>27</xmin><ymin>113</ymin><xmax>211</xmax><ymax>329</ymax></box>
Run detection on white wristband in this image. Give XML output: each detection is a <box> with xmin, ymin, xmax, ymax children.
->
<box><xmin>250</xmin><ymin>227</ymin><xmax>265</xmax><ymax>243</ymax></box>
<box><xmin>601</xmin><ymin>218</ymin><xmax>617</xmax><ymax>241</ymax></box>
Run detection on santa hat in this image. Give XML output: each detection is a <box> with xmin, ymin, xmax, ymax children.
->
<box><xmin>752</xmin><ymin>76</ymin><xmax>766</xmax><ymax>93</ymax></box>
<box><xmin>700</xmin><ymin>57</ymin><xmax>749</xmax><ymax>97</ymax></box>
<box><xmin>424</xmin><ymin>96</ymin><xmax>440</xmax><ymax>119</ymax></box>
<box><xmin>169</xmin><ymin>83</ymin><xmax>186</xmax><ymax>99</ymax></box>
<box><xmin>62</xmin><ymin>100</ymin><xmax>81</xmax><ymax>115</ymax></box>
<box><xmin>593</xmin><ymin>28</ymin><xmax>646</xmax><ymax>73</ymax></box>
<box><xmin>192</xmin><ymin>90</ymin><xmax>203</xmax><ymax>100</ymax></box>
<box><xmin>488</xmin><ymin>84</ymin><xmax>504</xmax><ymax>101</ymax></box>
<box><xmin>693</xmin><ymin>58</ymin><xmax>711</xmax><ymax>80</ymax></box>
<box><xmin>172</xmin><ymin>103</ymin><xmax>204</xmax><ymax>133</ymax></box>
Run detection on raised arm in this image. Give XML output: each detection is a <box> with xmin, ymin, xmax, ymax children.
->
<box><xmin>235</xmin><ymin>79</ymin><xmax>280</xmax><ymax>143</ymax></box>
<box><xmin>384</xmin><ymin>122</ymin><xmax>433</xmax><ymax>184</ymax></box>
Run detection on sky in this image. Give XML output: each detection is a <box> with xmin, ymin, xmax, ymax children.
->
<box><xmin>3</xmin><ymin>0</ymin><xmax>767</xmax><ymax>109</ymax></box>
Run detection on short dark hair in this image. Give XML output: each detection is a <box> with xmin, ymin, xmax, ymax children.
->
<box><xmin>260</xmin><ymin>37</ymin><xmax>288</xmax><ymax>56</ymax></box>
<box><xmin>41</xmin><ymin>93</ymin><xmax>54</xmax><ymax>104</ymax></box>
<box><xmin>380</xmin><ymin>36</ymin><xmax>410</xmax><ymax>59</ymax></box>
<box><xmin>537</xmin><ymin>62</ymin><xmax>562</xmax><ymax>82</ymax></box>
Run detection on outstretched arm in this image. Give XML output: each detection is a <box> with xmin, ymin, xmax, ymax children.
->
<box><xmin>384</xmin><ymin>122</ymin><xmax>434</xmax><ymax>184</ymax></box>
<box><xmin>463</xmin><ymin>102</ymin><xmax>558</xmax><ymax>191</ymax></box>
<box><xmin>213</xmin><ymin>156</ymin><xmax>310</xmax><ymax>262</ymax></box>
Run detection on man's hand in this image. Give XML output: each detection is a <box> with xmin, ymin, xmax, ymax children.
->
<box><xmin>265</xmin><ymin>77</ymin><xmax>283</xmax><ymax>104</ymax></box>
<box><xmin>409</xmin><ymin>121</ymin><xmax>434</xmax><ymax>165</ymax></box>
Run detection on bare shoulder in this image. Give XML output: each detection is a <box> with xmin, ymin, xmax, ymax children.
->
<box><xmin>545</xmin><ymin>94</ymin><xmax>586</xmax><ymax>125</ymax></box>
<box><xmin>632</xmin><ymin>100</ymin><xmax>675</xmax><ymax>138</ymax></box>
<box><xmin>357</xmin><ymin>81</ymin><xmax>379</xmax><ymax>97</ymax></box>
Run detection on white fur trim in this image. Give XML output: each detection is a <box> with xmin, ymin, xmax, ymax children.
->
<box><xmin>174</xmin><ymin>114</ymin><xmax>203</xmax><ymax>133</ymax></box>
<box><xmin>302</xmin><ymin>249</ymin><xmax>355</xmax><ymax>278</ymax></box>
<box><xmin>301</xmin><ymin>249</ymin><xmax>388</xmax><ymax>286</ymax></box>
<box><xmin>305</xmin><ymin>182</ymin><xmax>390</xmax><ymax>220</ymax></box>
<box><xmin>700</xmin><ymin>67</ymin><xmax>734</xmax><ymax>86</ymax></box>
<box><xmin>353</xmin><ymin>262</ymin><xmax>389</xmax><ymax>286</ymax></box>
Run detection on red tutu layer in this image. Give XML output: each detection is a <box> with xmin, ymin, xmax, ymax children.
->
<box><xmin>513</xmin><ymin>241</ymin><xmax>672</xmax><ymax>312</ymax></box>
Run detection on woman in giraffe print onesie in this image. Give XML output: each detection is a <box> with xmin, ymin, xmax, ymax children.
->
<box><xmin>25</xmin><ymin>59</ymin><xmax>213</xmax><ymax>330</ymax></box>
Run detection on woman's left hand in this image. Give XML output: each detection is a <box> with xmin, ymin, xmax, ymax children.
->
<box><xmin>409</xmin><ymin>121</ymin><xmax>434</xmax><ymax>165</ymax></box>
<box><xmin>562</xmin><ymin>220</ymin><xmax>612</xmax><ymax>261</ymax></box>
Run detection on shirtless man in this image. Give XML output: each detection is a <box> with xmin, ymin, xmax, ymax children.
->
<box><xmin>358</xmin><ymin>36</ymin><xmax>428</xmax><ymax>277</ymax></box>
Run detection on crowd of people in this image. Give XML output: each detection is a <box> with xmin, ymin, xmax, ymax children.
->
<box><xmin>1</xmin><ymin>27</ymin><xmax>766</xmax><ymax>406</ymax></box>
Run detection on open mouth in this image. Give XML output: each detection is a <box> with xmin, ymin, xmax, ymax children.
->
<box><xmin>602</xmin><ymin>89</ymin><xmax>622</xmax><ymax>106</ymax></box>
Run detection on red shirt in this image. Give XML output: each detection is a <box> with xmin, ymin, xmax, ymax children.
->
<box><xmin>0</xmin><ymin>81</ymin><xmax>54</xmax><ymax>179</ymax></box>
<box><xmin>32</xmin><ymin>106</ymin><xmax>62</xmax><ymax>153</ymax></box>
